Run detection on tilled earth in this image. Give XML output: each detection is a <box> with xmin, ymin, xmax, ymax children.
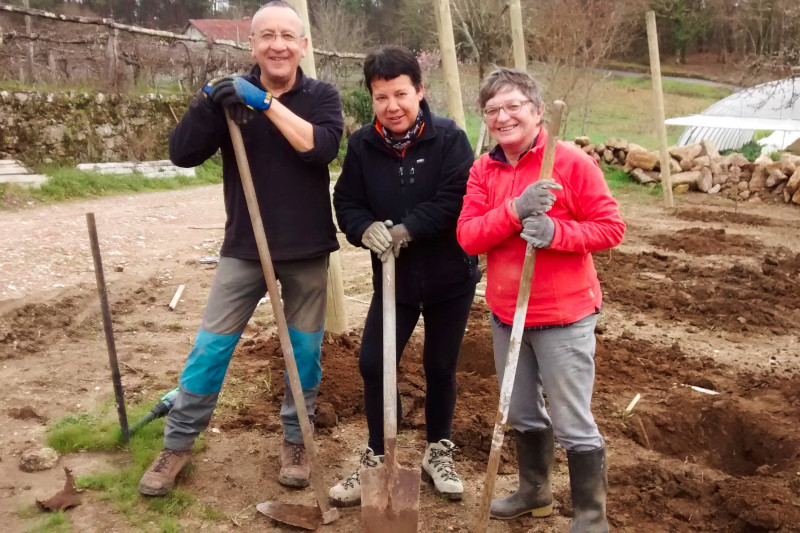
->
<box><xmin>1</xmin><ymin>186</ymin><xmax>799</xmax><ymax>532</ymax></box>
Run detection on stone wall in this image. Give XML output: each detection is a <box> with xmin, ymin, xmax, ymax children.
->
<box><xmin>0</xmin><ymin>91</ymin><xmax>193</xmax><ymax>165</ymax></box>
<box><xmin>574</xmin><ymin>136</ymin><xmax>800</xmax><ymax>207</ymax></box>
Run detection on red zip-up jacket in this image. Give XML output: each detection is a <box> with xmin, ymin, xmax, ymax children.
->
<box><xmin>457</xmin><ymin>129</ymin><xmax>625</xmax><ymax>326</ymax></box>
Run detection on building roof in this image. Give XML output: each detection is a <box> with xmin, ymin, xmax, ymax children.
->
<box><xmin>670</xmin><ymin>77</ymin><xmax>800</xmax><ymax>150</ymax></box>
<box><xmin>186</xmin><ymin>19</ymin><xmax>252</xmax><ymax>42</ymax></box>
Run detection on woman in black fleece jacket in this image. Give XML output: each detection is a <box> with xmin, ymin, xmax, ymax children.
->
<box><xmin>331</xmin><ymin>46</ymin><xmax>479</xmax><ymax>506</ymax></box>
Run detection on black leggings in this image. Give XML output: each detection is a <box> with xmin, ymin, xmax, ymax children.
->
<box><xmin>359</xmin><ymin>289</ymin><xmax>475</xmax><ymax>455</ymax></box>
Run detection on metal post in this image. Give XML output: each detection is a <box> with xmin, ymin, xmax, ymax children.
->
<box><xmin>86</xmin><ymin>213</ymin><xmax>130</xmax><ymax>443</ymax></box>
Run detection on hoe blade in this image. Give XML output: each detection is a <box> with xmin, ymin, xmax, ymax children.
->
<box><xmin>256</xmin><ymin>501</ymin><xmax>322</xmax><ymax>530</ymax></box>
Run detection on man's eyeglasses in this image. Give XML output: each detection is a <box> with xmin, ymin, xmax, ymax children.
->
<box><xmin>253</xmin><ymin>32</ymin><xmax>301</xmax><ymax>44</ymax></box>
<box><xmin>482</xmin><ymin>100</ymin><xmax>532</xmax><ymax>119</ymax></box>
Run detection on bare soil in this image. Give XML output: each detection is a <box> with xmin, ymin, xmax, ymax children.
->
<box><xmin>1</xmin><ymin>186</ymin><xmax>799</xmax><ymax>532</ymax></box>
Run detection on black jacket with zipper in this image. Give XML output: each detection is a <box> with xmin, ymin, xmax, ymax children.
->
<box><xmin>168</xmin><ymin>66</ymin><xmax>343</xmax><ymax>262</ymax></box>
<box><xmin>333</xmin><ymin>99</ymin><xmax>480</xmax><ymax>305</ymax></box>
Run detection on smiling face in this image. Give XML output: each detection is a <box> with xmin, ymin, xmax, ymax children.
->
<box><xmin>370</xmin><ymin>75</ymin><xmax>424</xmax><ymax>138</ymax></box>
<box><xmin>485</xmin><ymin>86</ymin><xmax>544</xmax><ymax>155</ymax></box>
<box><xmin>249</xmin><ymin>6</ymin><xmax>307</xmax><ymax>92</ymax></box>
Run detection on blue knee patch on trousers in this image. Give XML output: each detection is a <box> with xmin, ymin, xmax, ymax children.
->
<box><xmin>180</xmin><ymin>329</ymin><xmax>241</xmax><ymax>394</ymax></box>
<box><xmin>287</xmin><ymin>327</ymin><xmax>323</xmax><ymax>389</ymax></box>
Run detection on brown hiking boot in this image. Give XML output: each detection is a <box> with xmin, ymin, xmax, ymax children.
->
<box><xmin>279</xmin><ymin>439</ymin><xmax>310</xmax><ymax>488</ymax></box>
<box><xmin>138</xmin><ymin>448</ymin><xmax>191</xmax><ymax>496</ymax></box>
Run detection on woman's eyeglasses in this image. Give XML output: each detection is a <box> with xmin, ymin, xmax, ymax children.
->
<box><xmin>482</xmin><ymin>100</ymin><xmax>532</xmax><ymax>119</ymax></box>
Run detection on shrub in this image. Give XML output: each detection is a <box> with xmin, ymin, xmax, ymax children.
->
<box><xmin>341</xmin><ymin>89</ymin><xmax>373</xmax><ymax>127</ymax></box>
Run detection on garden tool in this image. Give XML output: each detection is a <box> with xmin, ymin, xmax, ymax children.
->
<box><xmin>129</xmin><ymin>388</ymin><xmax>179</xmax><ymax>435</ymax></box>
<box><xmin>222</xmin><ymin>111</ymin><xmax>338</xmax><ymax>530</ymax></box>
<box><xmin>472</xmin><ymin>100</ymin><xmax>566</xmax><ymax>533</ymax></box>
<box><xmin>86</xmin><ymin>212</ymin><xmax>129</xmax><ymax>444</ymax></box>
<box><xmin>360</xmin><ymin>253</ymin><xmax>420</xmax><ymax>533</ymax></box>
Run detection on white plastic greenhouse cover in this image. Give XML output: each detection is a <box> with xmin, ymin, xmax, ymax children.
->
<box><xmin>670</xmin><ymin>77</ymin><xmax>800</xmax><ymax>150</ymax></box>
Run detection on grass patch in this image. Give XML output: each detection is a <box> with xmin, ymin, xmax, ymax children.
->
<box><xmin>601</xmin><ymin>163</ymin><xmax>662</xmax><ymax>197</ymax></box>
<box><xmin>26</xmin><ymin>511</ymin><xmax>71</xmax><ymax>533</ymax></box>
<box><xmin>33</xmin><ymin>159</ymin><xmax>222</xmax><ymax>202</ymax></box>
<box><xmin>464</xmin><ymin>111</ymin><xmax>483</xmax><ymax>154</ymax></box>
<box><xmin>0</xmin><ymin>159</ymin><xmax>222</xmax><ymax>209</ymax></box>
<box><xmin>42</xmin><ymin>397</ymin><xmax>219</xmax><ymax>531</ymax></box>
<box><xmin>610</xmin><ymin>75</ymin><xmax>732</xmax><ymax>100</ymax></box>
<box><xmin>560</xmin><ymin>72</ymin><xmax>733</xmax><ymax>150</ymax></box>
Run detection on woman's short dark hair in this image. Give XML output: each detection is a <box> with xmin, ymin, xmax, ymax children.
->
<box><xmin>478</xmin><ymin>67</ymin><xmax>544</xmax><ymax>111</ymax></box>
<box><xmin>363</xmin><ymin>46</ymin><xmax>422</xmax><ymax>94</ymax></box>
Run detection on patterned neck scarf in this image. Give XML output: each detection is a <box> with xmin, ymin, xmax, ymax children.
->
<box><xmin>380</xmin><ymin>108</ymin><xmax>424</xmax><ymax>154</ymax></box>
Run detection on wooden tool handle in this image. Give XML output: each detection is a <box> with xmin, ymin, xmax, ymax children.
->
<box><xmin>382</xmin><ymin>254</ymin><xmax>398</xmax><ymax>466</ymax></box>
<box><xmin>472</xmin><ymin>100</ymin><xmax>565</xmax><ymax>533</ymax></box>
<box><xmin>225</xmin><ymin>112</ymin><xmax>336</xmax><ymax>520</ymax></box>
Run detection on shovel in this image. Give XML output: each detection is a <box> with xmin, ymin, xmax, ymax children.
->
<box><xmin>361</xmin><ymin>253</ymin><xmax>420</xmax><ymax>532</ymax></box>
<box><xmin>223</xmin><ymin>111</ymin><xmax>339</xmax><ymax>530</ymax></box>
<box><xmin>472</xmin><ymin>101</ymin><xmax>565</xmax><ymax>533</ymax></box>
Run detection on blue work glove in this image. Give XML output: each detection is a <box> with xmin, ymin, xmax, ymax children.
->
<box><xmin>379</xmin><ymin>220</ymin><xmax>411</xmax><ymax>262</ymax></box>
<box><xmin>514</xmin><ymin>180</ymin><xmax>563</xmax><ymax>219</ymax></box>
<box><xmin>206</xmin><ymin>76</ymin><xmax>273</xmax><ymax>111</ymax></box>
<box><xmin>202</xmin><ymin>77</ymin><xmax>253</xmax><ymax>126</ymax></box>
<box><xmin>520</xmin><ymin>214</ymin><xmax>555</xmax><ymax>248</ymax></box>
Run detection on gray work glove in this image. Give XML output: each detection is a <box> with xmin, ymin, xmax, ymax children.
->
<box><xmin>520</xmin><ymin>214</ymin><xmax>555</xmax><ymax>248</ymax></box>
<box><xmin>514</xmin><ymin>180</ymin><xmax>563</xmax><ymax>219</ymax></box>
<box><xmin>361</xmin><ymin>221</ymin><xmax>392</xmax><ymax>255</ymax></box>
<box><xmin>379</xmin><ymin>221</ymin><xmax>411</xmax><ymax>262</ymax></box>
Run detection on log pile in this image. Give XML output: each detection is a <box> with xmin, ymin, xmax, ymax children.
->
<box><xmin>573</xmin><ymin>136</ymin><xmax>800</xmax><ymax>206</ymax></box>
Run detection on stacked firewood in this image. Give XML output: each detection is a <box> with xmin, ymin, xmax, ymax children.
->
<box><xmin>573</xmin><ymin>136</ymin><xmax>800</xmax><ymax>206</ymax></box>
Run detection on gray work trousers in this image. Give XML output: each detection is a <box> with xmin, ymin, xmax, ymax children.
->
<box><xmin>491</xmin><ymin>314</ymin><xmax>604</xmax><ymax>452</ymax></box>
<box><xmin>164</xmin><ymin>255</ymin><xmax>328</xmax><ymax>450</ymax></box>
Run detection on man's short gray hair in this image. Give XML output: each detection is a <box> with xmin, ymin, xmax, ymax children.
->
<box><xmin>251</xmin><ymin>1</ymin><xmax>306</xmax><ymax>36</ymax></box>
<box><xmin>478</xmin><ymin>67</ymin><xmax>544</xmax><ymax>111</ymax></box>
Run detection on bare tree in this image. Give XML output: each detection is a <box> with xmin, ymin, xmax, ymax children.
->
<box><xmin>450</xmin><ymin>0</ymin><xmax>511</xmax><ymax>81</ymax></box>
<box><xmin>310</xmin><ymin>0</ymin><xmax>369</xmax><ymax>53</ymax></box>
<box><xmin>525</xmin><ymin>0</ymin><xmax>646</xmax><ymax>136</ymax></box>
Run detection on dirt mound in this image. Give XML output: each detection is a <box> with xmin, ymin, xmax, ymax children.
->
<box><xmin>178</xmin><ymin>298</ymin><xmax>800</xmax><ymax>532</ymax></box>
<box><xmin>649</xmin><ymin>227</ymin><xmax>761</xmax><ymax>255</ymax></box>
<box><xmin>675</xmin><ymin>209</ymin><xmax>773</xmax><ymax>226</ymax></box>
<box><xmin>220</xmin><ymin>304</ymin><xmax>502</xmax><ymax>460</ymax></box>
<box><xmin>592</xmin><ymin>334</ymin><xmax>800</xmax><ymax>531</ymax></box>
<box><xmin>598</xmin><ymin>248</ymin><xmax>800</xmax><ymax>335</ymax></box>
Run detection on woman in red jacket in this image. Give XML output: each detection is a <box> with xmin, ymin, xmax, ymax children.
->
<box><xmin>457</xmin><ymin>67</ymin><xmax>625</xmax><ymax>532</ymax></box>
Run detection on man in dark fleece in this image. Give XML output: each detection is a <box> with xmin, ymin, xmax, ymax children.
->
<box><xmin>138</xmin><ymin>1</ymin><xmax>343</xmax><ymax>496</ymax></box>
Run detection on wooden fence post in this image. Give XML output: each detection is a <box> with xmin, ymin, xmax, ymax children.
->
<box><xmin>509</xmin><ymin>0</ymin><xmax>527</xmax><ymax>71</ymax></box>
<box><xmin>434</xmin><ymin>0</ymin><xmax>466</xmax><ymax>131</ymax></box>
<box><xmin>646</xmin><ymin>10</ymin><xmax>675</xmax><ymax>209</ymax></box>
<box><xmin>23</xmin><ymin>0</ymin><xmax>34</xmax><ymax>83</ymax></box>
<box><xmin>286</xmin><ymin>0</ymin><xmax>347</xmax><ymax>333</ymax></box>
<box><xmin>286</xmin><ymin>0</ymin><xmax>317</xmax><ymax>79</ymax></box>
<box><xmin>106</xmin><ymin>28</ymin><xmax>119</xmax><ymax>91</ymax></box>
